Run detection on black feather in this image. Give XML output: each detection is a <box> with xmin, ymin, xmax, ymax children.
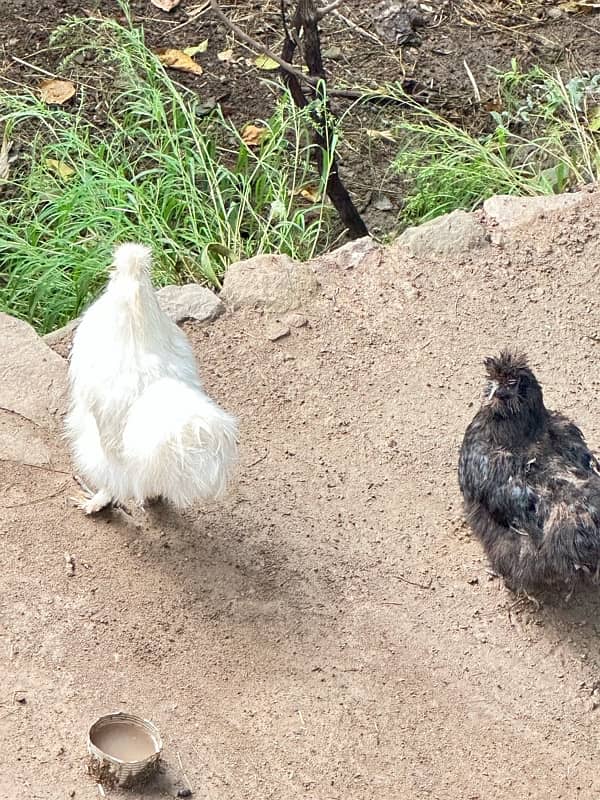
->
<box><xmin>458</xmin><ymin>352</ymin><xmax>600</xmax><ymax>592</ymax></box>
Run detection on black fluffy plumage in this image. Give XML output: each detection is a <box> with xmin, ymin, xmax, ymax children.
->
<box><xmin>458</xmin><ymin>351</ymin><xmax>600</xmax><ymax>593</ymax></box>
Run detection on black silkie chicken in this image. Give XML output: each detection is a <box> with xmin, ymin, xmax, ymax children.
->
<box><xmin>458</xmin><ymin>351</ymin><xmax>600</xmax><ymax>594</ymax></box>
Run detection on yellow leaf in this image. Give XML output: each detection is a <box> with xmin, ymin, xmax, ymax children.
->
<box><xmin>365</xmin><ymin>128</ymin><xmax>396</xmax><ymax>143</ymax></box>
<box><xmin>217</xmin><ymin>48</ymin><xmax>234</xmax><ymax>62</ymax></box>
<box><xmin>39</xmin><ymin>79</ymin><xmax>76</xmax><ymax>105</ymax></box>
<box><xmin>45</xmin><ymin>158</ymin><xmax>75</xmax><ymax>179</ymax></box>
<box><xmin>242</xmin><ymin>124</ymin><xmax>268</xmax><ymax>147</ymax></box>
<box><xmin>298</xmin><ymin>185</ymin><xmax>320</xmax><ymax>202</ymax></box>
<box><xmin>151</xmin><ymin>0</ymin><xmax>182</xmax><ymax>9</ymax></box>
<box><xmin>157</xmin><ymin>49</ymin><xmax>203</xmax><ymax>75</ymax></box>
<box><xmin>183</xmin><ymin>40</ymin><xmax>208</xmax><ymax>57</ymax></box>
<box><xmin>254</xmin><ymin>55</ymin><xmax>279</xmax><ymax>71</ymax></box>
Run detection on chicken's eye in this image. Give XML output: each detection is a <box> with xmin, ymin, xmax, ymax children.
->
<box><xmin>507</xmin><ymin>379</ymin><xmax>518</xmax><ymax>386</ymax></box>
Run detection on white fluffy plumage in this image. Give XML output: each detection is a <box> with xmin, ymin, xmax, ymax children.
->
<box><xmin>66</xmin><ymin>243</ymin><xmax>238</xmax><ymax>514</ymax></box>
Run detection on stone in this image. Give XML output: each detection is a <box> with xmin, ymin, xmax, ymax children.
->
<box><xmin>310</xmin><ymin>237</ymin><xmax>382</xmax><ymax>272</ymax></box>
<box><xmin>398</xmin><ymin>209</ymin><xmax>488</xmax><ymax>259</ymax></box>
<box><xmin>322</xmin><ymin>46</ymin><xmax>343</xmax><ymax>59</ymax></box>
<box><xmin>43</xmin><ymin>318</ymin><xmax>79</xmax><ymax>358</ymax></box>
<box><xmin>156</xmin><ymin>284</ymin><xmax>224</xmax><ymax>324</ymax></box>
<box><xmin>373</xmin><ymin>195</ymin><xmax>394</xmax><ymax>212</ymax></box>
<box><xmin>283</xmin><ymin>313</ymin><xmax>308</xmax><ymax>328</ymax></box>
<box><xmin>483</xmin><ymin>192</ymin><xmax>587</xmax><ymax>229</ymax></box>
<box><xmin>0</xmin><ymin>313</ymin><xmax>68</xmax><ymax>465</ymax></box>
<box><xmin>221</xmin><ymin>254</ymin><xmax>319</xmax><ymax>313</ymax></box>
<box><xmin>266</xmin><ymin>324</ymin><xmax>291</xmax><ymax>342</ymax></box>
<box><xmin>1</xmin><ymin>313</ymin><xmax>67</xmax><ymax>429</ymax></box>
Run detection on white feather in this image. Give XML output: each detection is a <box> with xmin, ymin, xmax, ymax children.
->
<box><xmin>66</xmin><ymin>243</ymin><xmax>238</xmax><ymax>510</ymax></box>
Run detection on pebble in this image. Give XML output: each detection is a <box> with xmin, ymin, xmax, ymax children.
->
<box><xmin>266</xmin><ymin>324</ymin><xmax>290</xmax><ymax>342</ymax></box>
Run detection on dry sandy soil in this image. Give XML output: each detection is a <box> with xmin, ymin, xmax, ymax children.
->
<box><xmin>2</xmin><ymin>190</ymin><xmax>600</xmax><ymax>799</ymax></box>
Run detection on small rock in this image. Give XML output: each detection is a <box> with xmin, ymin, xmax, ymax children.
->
<box><xmin>489</xmin><ymin>230</ymin><xmax>507</xmax><ymax>248</ymax></box>
<box><xmin>266</xmin><ymin>324</ymin><xmax>291</xmax><ymax>342</ymax></box>
<box><xmin>373</xmin><ymin>195</ymin><xmax>393</xmax><ymax>212</ymax></box>
<box><xmin>177</xmin><ymin>790</ymin><xmax>193</xmax><ymax>798</ymax></box>
<box><xmin>483</xmin><ymin>192</ymin><xmax>586</xmax><ymax>230</ymax></box>
<box><xmin>14</xmin><ymin>692</ymin><xmax>27</xmax><ymax>705</ymax></box>
<box><xmin>64</xmin><ymin>553</ymin><xmax>75</xmax><ymax>577</ymax></box>
<box><xmin>398</xmin><ymin>210</ymin><xmax>488</xmax><ymax>260</ymax></box>
<box><xmin>156</xmin><ymin>284</ymin><xmax>224</xmax><ymax>324</ymax></box>
<box><xmin>283</xmin><ymin>313</ymin><xmax>308</xmax><ymax>328</ymax></box>
<box><xmin>43</xmin><ymin>318</ymin><xmax>79</xmax><ymax>357</ymax></box>
<box><xmin>221</xmin><ymin>254</ymin><xmax>319</xmax><ymax>313</ymax></box>
<box><xmin>322</xmin><ymin>46</ymin><xmax>343</xmax><ymax>59</ymax></box>
<box><xmin>401</xmin><ymin>281</ymin><xmax>419</xmax><ymax>301</ymax></box>
<box><xmin>372</xmin><ymin>0</ymin><xmax>424</xmax><ymax>44</ymax></box>
<box><xmin>310</xmin><ymin>237</ymin><xmax>382</xmax><ymax>272</ymax></box>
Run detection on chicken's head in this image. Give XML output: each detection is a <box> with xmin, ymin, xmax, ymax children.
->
<box><xmin>482</xmin><ymin>351</ymin><xmax>544</xmax><ymax>417</ymax></box>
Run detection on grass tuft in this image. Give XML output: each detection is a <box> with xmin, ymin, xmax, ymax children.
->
<box><xmin>0</xmin><ymin>7</ymin><xmax>333</xmax><ymax>333</ymax></box>
<box><xmin>389</xmin><ymin>62</ymin><xmax>600</xmax><ymax>226</ymax></box>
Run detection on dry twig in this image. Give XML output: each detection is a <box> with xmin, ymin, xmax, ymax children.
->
<box><xmin>209</xmin><ymin>0</ymin><xmax>416</xmax><ymax>102</ymax></box>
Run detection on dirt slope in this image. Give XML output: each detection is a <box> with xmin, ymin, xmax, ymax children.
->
<box><xmin>2</xmin><ymin>191</ymin><xmax>600</xmax><ymax>799</ymax></box>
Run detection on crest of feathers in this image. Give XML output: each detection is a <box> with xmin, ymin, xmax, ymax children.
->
<box><xmin>483</xmin><ymin>351</ymin><xmax>529</xmax><ymax>381</ymax></box>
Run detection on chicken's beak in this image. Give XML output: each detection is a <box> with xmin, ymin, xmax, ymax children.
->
<box><xmin>487</xmin><ymin>381</ymin><xmax>499</xmax><ymax>401</ymax></box>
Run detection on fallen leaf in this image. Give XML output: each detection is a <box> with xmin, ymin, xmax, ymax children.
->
<box><xmin>157</xmin><ymin>49</ymin><xmax>203</xmax><ymax>75</ymax></box>
<box><xmin>242</xmin><ymin>124</ymin><xmax>268</xmax><ymax>147</ymax></box>
<box><xmin>151</xmin><ymin>0</ymin><xmax>182</xmax><ymax>9</ymax></box>
<box><xmin>183</xmin><ymin>39</ymin><xmax>208</xmax><ymax>57</ymax></box>
<box><xmin>365</xmin><ymin>128</ymin><xmax>396</xmax><ymax>143</ymax></box>
<box><xmin>298</xmin><ymin>185</ymin><xmax>320</xmax><ymax>202</ymax></box>
<box><xmin>45</xmin><ymin>158</ymin><xmax>75</xmax><ymax>179</ymax></box>
<box><xmin>39</xmin><ymin>79</ymin><xmax>76</xmax><ymax>105</ymax></box>
<box><xmin>217</xmin><ymin>48</ymin><xmax>234</xmax><ymax>62</ymax></box>
<box><xmin>254</xmin><ymin>54</ymin><xmax>279</xmax><ymax>71</ymax></box>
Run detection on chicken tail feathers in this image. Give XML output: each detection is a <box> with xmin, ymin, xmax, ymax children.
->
<box><xmin>121</xmin><ymin>378</ymin><xmax>238</xmax><ymax>507</ymax></box>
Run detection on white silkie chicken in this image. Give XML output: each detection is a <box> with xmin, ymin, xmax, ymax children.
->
<box><xmin>66</xmin><ymin>243</ymin><xmax>238</xmax><ymax>514</ymax></box>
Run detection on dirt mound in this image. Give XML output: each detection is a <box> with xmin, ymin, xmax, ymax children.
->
<box><xmin>2</xmin><ymin>189</ymin><xmax>600</xmax><ymax>799</ymax></box>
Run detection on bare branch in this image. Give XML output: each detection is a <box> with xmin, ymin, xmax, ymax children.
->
<box><xmin>209</xmin><ymin>0</ymin><xmax>413</xmax><ymax>102</ymax></box>
<box><xmin>210</xmin><ymin>0</ymin><xmax>318</xmax><ymax>88</ymax></box>
<box><xmin>317</xmin><ymin>0</ymin><xmax>344</xmax><ymax>19</ymax></box>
